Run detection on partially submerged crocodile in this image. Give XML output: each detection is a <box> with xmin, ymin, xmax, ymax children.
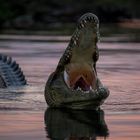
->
<box><xmin>0</xmin><ymin>13</ymin><xmax>109</xmax><ymax>110</ymax></box>
<box><xmin>45</xmin><ymin>13</ymin><xmax>109</xmax><ymax>110</ymax></box>
<box><xmin>0</xmin><ymin>54</ymin><xmax>26</xmax><ymax>88</ymax></box>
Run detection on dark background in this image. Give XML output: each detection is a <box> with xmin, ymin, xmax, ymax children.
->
<box><xmin>0</xmin><ymin>0</ymin><xmax>139</xmax><ymax>35</ymax></box>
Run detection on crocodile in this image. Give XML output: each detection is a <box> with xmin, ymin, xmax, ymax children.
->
<box><xmin>0</xmin><ymin>13</ymin><xmax>109</xmax><ymax>110</ymax></box>
<box><xmin>45</xmin><ymin>13</ymin><xmax>109</xmax><ymax>110</ymax></box>
<box><xmin>0</xmin><ymin>54</ymin><xmax>27</xmax><ymax>88</ymax></box>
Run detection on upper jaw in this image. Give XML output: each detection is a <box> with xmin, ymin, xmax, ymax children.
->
<box><xmin>71</xmin><ymin>13</ymin><xmax>100</xmax><ymax>48</ymax></box>
<box><xmin>78</xmin><ymin>13</ymin><xmax>99</xmax><ymax>28</ymax></box>
<box><xmin>62</xmin><ymin>13</ymin><xmax>100</xmax><ymax>94</ymax></box>
<box><xmin>77</xmin><ymin>13</ymin><xmax>100</xmax><ymax>41</ymax></box>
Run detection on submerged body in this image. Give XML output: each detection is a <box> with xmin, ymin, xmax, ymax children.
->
<box><xmin>45</xmin><ymin>13</ymin><xmax>109</xmax><ymax>110</ymax></box>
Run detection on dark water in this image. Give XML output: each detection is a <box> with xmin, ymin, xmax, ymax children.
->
<box><xmin>0</xmin><ymin>39</ymin><xmax>140</xmax><ymax>139</ymax></box>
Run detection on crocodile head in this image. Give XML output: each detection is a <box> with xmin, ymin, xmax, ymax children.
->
<box><xmin>63</xmin><ymin>13</ymin><xmax>100</xmax><ymax>93</ymax></box>
<box><xmin>45</xmin><ymin>13</ymin><xmax>109</xmax><ymax>110</ymax></box>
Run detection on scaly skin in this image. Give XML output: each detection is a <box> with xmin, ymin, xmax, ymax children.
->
<box><xmin>45</xmin><ymin>13</ymin><xmax>109</xmax><ymax>110</ymax></box>
<box><xmin>0</xmin><ymin>54</ymin><xmax>27</xmax><ymax>88</ymax></box>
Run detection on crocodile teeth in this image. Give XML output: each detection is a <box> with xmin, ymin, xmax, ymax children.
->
<box><xmin>74</xmin><ymin>33</ymin><xmax>79</xmax><ymax>41</ymax></box>
<box><xmin>87</xmin><ymin>17</ymin><xmax>91</xmax><ymax>21</ymax></box>
<box><xmin>76</xmin><ymin>86</ymin><xmax>90</xmax><ymax>93</ymax></box>
<box><xmin>90</xmin><ymin>86</ymin><xmax>95</xmax><ymax>92</ymax></box>
<box><xmin>77</xmin><ymin>87</ymin><xmax>81</xmax><ymax>91</ymax></box>
<box><xmin>81</xmin><ymin>23</ymin><xmax>85</xmax><ymax>28</ymax></box>
<box><xmin>66</xmin><ymin>54</ymin><xmax>69</xmax><ymax>58</ymax></box>
<box><xmin>76</xmin><ymin>37</ymin><xmax>78</xmax><ymax>41</ymax></box>
<box><xmin>84</xmin><ymin>91</ymin><xmax>90</xmax><ymax>93</ymax></box>
<box><xmin>64</xmin><ymin>70</ymin><xmax>70</xmax><ymax>88</ymax></box>
<box><xmin>74</xmin><ymin>40</ymin><xmax>77</xmax><ymax>45</ymax></box>
<box><xmin>90</xmin><ymin>86</ymin><xmax>92</xmax><ymax>90</ymax></box>
<box><xmin>83</xmin><ymin>20</ymin><xmax>87</xmax><ymax>23</ymax></box>
<box><xmin>90</xmin><ymin>17</ymin><xmax>93</xmax><ymax>20</ymax></box>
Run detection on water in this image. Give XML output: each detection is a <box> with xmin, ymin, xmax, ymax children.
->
<box><xmin>0</xmin><ymin>39</ymin><xmax>140</xmax><ymax>139</ymax></box>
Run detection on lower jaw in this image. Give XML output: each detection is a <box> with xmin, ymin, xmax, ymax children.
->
<box><xmin>54</xmin><ymin>87</ymin><xmax>109</xmax><ymax>110</ymax></box>
<box><xmin>70</xmin><ymin>88</ymin><xmax>96</xmax><ymax>94</ymax></box>
<box><xmin>58</xmin><ymin>99</ymin><xmax>105</xmax><ymax>110</ymax></box>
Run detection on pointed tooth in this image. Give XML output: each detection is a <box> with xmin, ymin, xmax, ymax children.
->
<box><xmin>88</xmin><ymin>16</ymin><xmax>91</xmax><ymax>21</ymax></box>
<box><xmin>75</xmin><ymin>33</ymin><xmax>79</xmax><ymax>39</ymax></box>
<box><xmin>74</xmin><ymin>40</ymin><xmax>77</xmax><ymax>45</ymax></box>
<box><xmin>90</xmin><ymin>86</ymin><xmax>95</xmax><ymax>92</ymax></box>
<box><xmin>74</xmin><ymin>34</ymin><xmax>77</xmax><ymax>38</ymax></box>
<box><xmin>74</xmin><ymin>35</ymin><xmax>78</xmax><ymax>41</ymax></box>
<box><xmin>81</xmin><ymin>23</ymin><xmax>84</xmax><ymax>28</ymax></box>
<box><xmin>89</xmin><ymin>17</ymin><xmax>93</xmax><ymax>20</ymax></box>
<box><xmin>90</xmin><ymin>86</ymin><xmax>92</xmax><ymax>90</ymax></box>
<box><xmin>83</xmin><ymin>20</ymin><xmax>87</xmax><ymax>23</ymax></box>
<box><xmin>64</xmin><ymin>70</ymin><xmax>70</xmax><ymax>88</ymax></box>
<box><xmin>95</xmin><ymin>89</ymin><xmax>98</xmax><ymax>92</ymax></box>
<box><xmin>90</xmin><ymin>16</ymin><xmax>94</xmax><ymax>20</ymax></box>
<box><xmin>79</xmin><ymin>87</ymin><xmax>82</xmax><ymax>91</ymax></box>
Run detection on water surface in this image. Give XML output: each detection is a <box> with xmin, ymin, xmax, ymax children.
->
<box><xmin>0</xmin><ymin>39</ymin><xmax>140</xmax><ymax>139</ymax></box>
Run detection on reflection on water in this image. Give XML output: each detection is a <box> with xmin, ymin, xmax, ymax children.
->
<box><xmin>0</xmin><ymin>39</ymin><xmax>140</xmax><ymax>140</ymax></box>
<box><xmin>44</xmin><ymin>108</ymin><xmax>109</xmax><ymax>140</ymax></box>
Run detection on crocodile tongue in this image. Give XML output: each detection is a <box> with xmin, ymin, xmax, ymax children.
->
<box><xmin>74</xmin><ymin>77</ymin><xmax>90</xmax><ymax>91</ymax></box>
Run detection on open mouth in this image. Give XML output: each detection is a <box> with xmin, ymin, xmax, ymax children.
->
<box><xmin>62</xmin><ymin>13</ymin><xmax>99</xmax><ymax>94</ymax></box>
<box><xmin>74</xmin><ymin>77</ymin><xmax>90</xmax><ymax>91</ymax></box>
<box><xmin>64</xmin><ymin>66</ymin><xmax>97</xmax><ymax>93</ymax></box>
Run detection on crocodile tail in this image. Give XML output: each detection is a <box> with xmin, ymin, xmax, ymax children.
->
<box><xmin>0</xmin><ymin>54</ymin><xmax>27</xmax><ymax>88</ymax></box>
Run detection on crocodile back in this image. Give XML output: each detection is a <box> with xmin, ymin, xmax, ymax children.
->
<box><xmin>0</xmin><ymin>54</ymin><xmax>27</xmax><ymax>88</ymax></box>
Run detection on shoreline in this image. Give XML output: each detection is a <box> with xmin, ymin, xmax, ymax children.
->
<box><xmin>0</xmin><ymin>34</ymin><xmax>139</xmax><ymax>43</ymax></box>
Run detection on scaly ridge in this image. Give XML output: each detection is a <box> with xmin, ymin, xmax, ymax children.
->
<box><xmin>0</xmin><ymin>54</ymin><xmax>27</xmax><ymax>88</ymax></box>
